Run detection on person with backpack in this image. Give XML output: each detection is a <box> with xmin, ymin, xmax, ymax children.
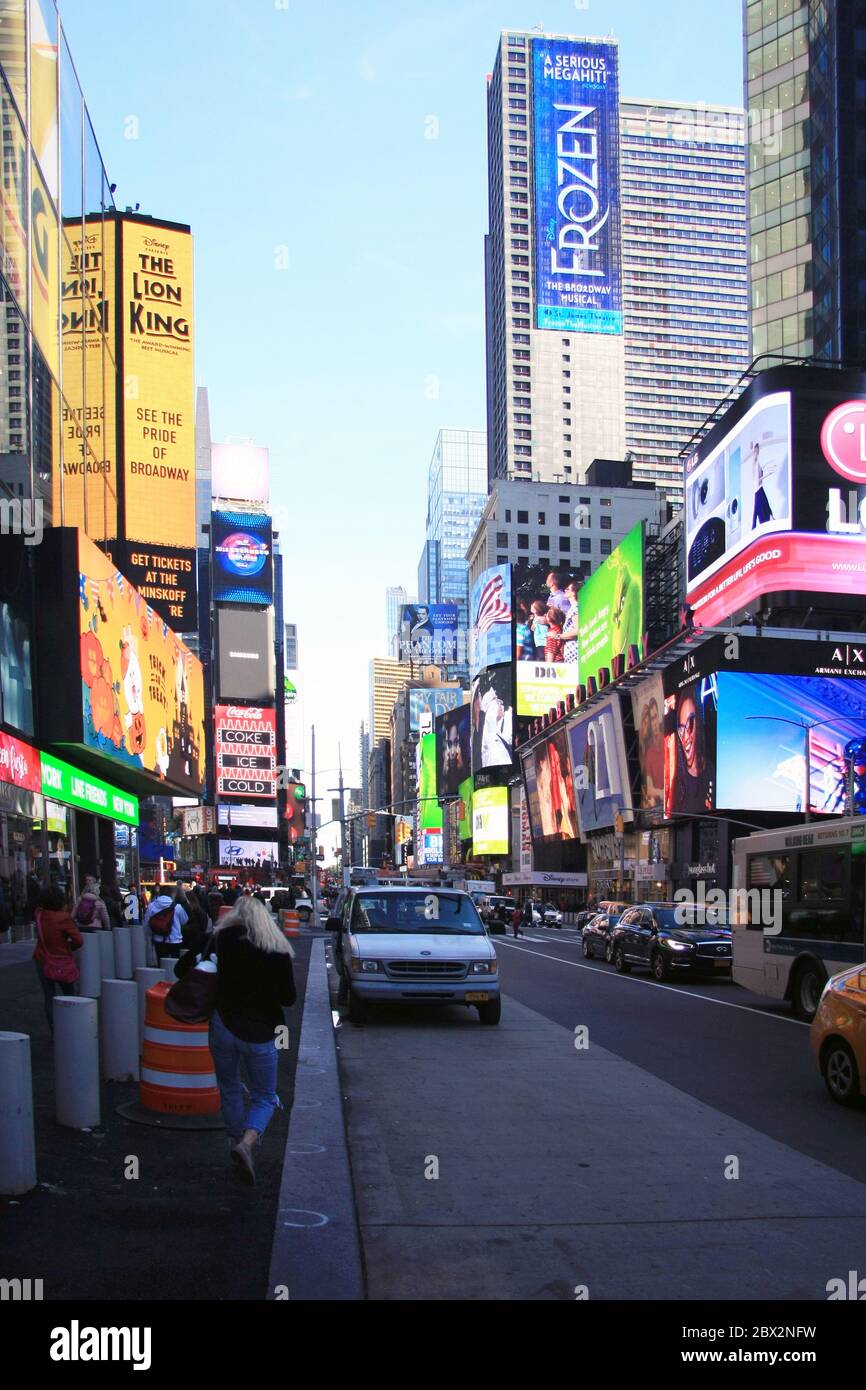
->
<box><xmin>33</xmin><ymin>885</ymin><xmax>83</xmax><ymax>1034</ymax></box>
<box><xmin>144</xmin><ymin>887</ymin><xmax>187</xmax><ymax>962</ymax></box>
<box><xmin>71</xmin><ymin>877</ymin><xmax>110</xmax><ymax>932</ymax></box>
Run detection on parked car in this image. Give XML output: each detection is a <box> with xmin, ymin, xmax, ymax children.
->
<box><xmin>541</xmin><ymin>903</ymin><xmax>563</xmax><ymax>926</ymax></box>
<box><xmin>609</xmin><ymin>903</ymin><xmax>732</xmax><ymax>980</ymax></box>
<box><xmin>327</xmin><ymin>885</ymin><xmax>500</xmax><ymax>1026</ymax></box>
<box><xmin>810</xmin><ymin>965</ymin><xmax>866</xmax><ymax>1106</ymax></box>
<box><xmin>581</xmin><ymin>911</ymin><xmax>622</xmax><ymax>961</ymax></box>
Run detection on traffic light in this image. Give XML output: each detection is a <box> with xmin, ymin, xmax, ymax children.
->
<box><xmin>285</xmin><ymin>781</ymin><xmax>307</xmax><ymax>844</ymax></box>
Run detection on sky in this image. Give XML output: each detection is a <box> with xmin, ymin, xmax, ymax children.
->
<box><xmin>59</xmin><ymin>0</ymin><xmax>744</xmax><ymax>834</ymax></box>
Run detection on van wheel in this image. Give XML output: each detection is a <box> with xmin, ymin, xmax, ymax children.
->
<box><xmin>348</xmin><ymin>989</ymin><xmax>367</xmax><ymax>1026</ymax></box>
<box><xmin>604</xmin><ymin>941</ymin><xmax>614</xmax><ymax>964</ymax></box>
<box><xmin>477</xmin><ymin>998</ymin><xmax>501</xmax><ymax>1025</ymax></box>
<box><xmin>792</xmin><ymin>962</ymin><xmax>825</xmax><ymax>1021</ymax></box>
<box><xmin>822</xmin><ymin>1039</ymin><xmax>861</xmax><ymax>1107</ymax></box>
<box><xmin>613</xmin><ymin>946</ymin><xmax>630</xmax><ymax>974</ymax></box>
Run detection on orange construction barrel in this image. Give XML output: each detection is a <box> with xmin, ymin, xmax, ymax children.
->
<box><xmin>139</xmin><ymin>981</ymin><xmax>221</xmax><ymax>1117</ymax></box>
<box><xmin>279</xmin><ymin>908</ymin><xmax>300</xmax><ymax>939</ymax></box>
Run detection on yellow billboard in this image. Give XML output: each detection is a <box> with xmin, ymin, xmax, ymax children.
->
<box><xmin>121</xmin><ymin>218</ymin><xmax>195</xmax><ymax>548</ymax></box>
<box><xmin>30</xmin><ymin>154</ymin><xmax>59</xmax><ymax>379</ymax></box>
<box><xmin>78</xmin><ymin>531</ymin><xmax>204</xmax><ymax>795</ymax></box>
<box><xmin>56</xmin><ymin>217</ymin><xmax>117</xmax><ymax>537</ymax></box>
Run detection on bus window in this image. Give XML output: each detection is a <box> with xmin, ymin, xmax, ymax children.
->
<box><xmin>800</xmin><ymin>848</ymin><xmax>845</xmax><ymax>901</ymax></box>
<box><xmin>746</xmin><ymin>853</ymin><xmax>791</xmax><ymax>928</ymax></box>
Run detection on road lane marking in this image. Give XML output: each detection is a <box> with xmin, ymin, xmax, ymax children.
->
<box><xmin>493</xmin><ymin>938</ymin><xmax>810</xmax><ymax>1026</ymax></box>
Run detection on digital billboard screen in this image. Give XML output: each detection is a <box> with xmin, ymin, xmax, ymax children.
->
<box><xmin>568</xmin><ymin>695</ymin><xmax>633</xmax><ymax>835</ymax></box>
<box><xmin>416</xmin><ymin>732</ymin><xmax>443</xmax><ymax>831</ymax></box>
<box><xmin>216</xmin><ymin>606</ymin><xmax>275</xmax><ymax>703</ymax></box>
<box><xmin>630</xmin><ymin>673</ymin><xmax>665</xmax><ymax>811</ymax></box>
<box><xmin>78</xmin><ymin>533</ymin><xmax>204</xmax><ymax>795</ymax></box>
<box><xmin>408</xmin><ymin>685</ymin><xmax>463</xmax><ymax>735</ymax></box>
<box><xmin>663</xmin><ymin>675</ymin><xmax>717</xmax><ymax>818</ymax></box>
<box><xmin>470</xmin><ymin>666</ymin><xmax>514</xmax><ymax>775</ymax></box>
<box><xmin>532</xmin><ymin>37</ymin><xmax>621</xmax><ymax>335</ymax></box>
<box><xmin>217</xmin><ymin>803</ymin><xmax>279</xmax><ymax>829</ymax></box>
<box><xmin>211</xmin><ymin>444</ymin><xmax>269</xmax><ymax>505</ymax></box>
<box><xmin>472</xmin><ymin>787</ymin><xmax>510</xmax><ymax>857</ymax></box>
<box><xmin>470</xmin><ymin>564</ymin><xmax>513</xmax><ymax>677</ymax></box>
<box><xmin>398</xmin><ymin>604</ymin><xmax>459</xmax><ymax>664</ymax></box>
<box><xmin>214</xmin><ymin>704</ymin><xmax>277</xmax><ymax>799</ymax></box>
<box><xmin>436</xmin><ymin>704</ymin><xmax>471</xmax><ymax>799</ymax></box>
<box><xmin>457</xmin><ymin>774</ymin><xmax>473</xmax><ymax>841</ymax></box>
<box><xmin>212</xmin><ymin>510</ymin><xmax>274</xmax><ymax>606</ymax></box>
<box><xmin>218</xmin><ymin>837</ymin><xmax>279</xmax><ymax>868</ymax></box>
<box><xmin>515</xmin><ymin>570</ymin><xmax>578</xmax><ymax>717</ymax></box>
<box><xmin>577</xmin><ymin>521</ymin><xmax>644</xmax><ymax>688</ymax></box>
<box><xmin>716</xmin><ymin>672</ymin><xmax>866</xmax><ymax>815</ymax></box>
<box><xmin>532</xmin><ymin>725</ymin><xmax>578</xmax><ymax>841</ymax></box>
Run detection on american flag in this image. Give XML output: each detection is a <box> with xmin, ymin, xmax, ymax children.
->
<box><xmin>475</xmin><ymin>573</ymin><xmax>511</xmax><ymax>633</ymax></box>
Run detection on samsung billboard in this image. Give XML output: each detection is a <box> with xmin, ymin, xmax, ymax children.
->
<box><xmin>532</xmin><ymin>37</ymin><xmax>621</xmax><ymax>335</ymax></box>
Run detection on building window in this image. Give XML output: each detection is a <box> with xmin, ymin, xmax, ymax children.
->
<box><xmin>580</xmin><ymin>538</ymin><xmax>592</xmax><ymax>554</ymax></box>
<box><xmin>559</xmin><ymin>537</ymin><xmax>571</xmax><ymax>553</ymax></box>
<box><xmin>517</xmin><ymin>534</ymin><xmax>529</xmax><ymax>550</ymax></box>
<box><xmin>559</xmin><ymin>513</ymin><xmax>570</xmax><ymax>527</ymax></box>
<box><xmin>497</xmin><ymin>555</ymin><xmax>508</xmax><ymax>565</ymax></box>
<box><xmin>517</xmin><ymin>510</ymin><xmax>528</xmax><ymax>523</ymax></box>
<box><xmin>564</xmin><ymin>450</ymin><xmax>572</xmax><ymax>458</ymax></box>
<box><xmin>579</xmin><ymin>496</ymin><xmax>590</xmax><ymax>504</ymax></box>
<box><xmin>563</xmin><ymin>434</ymin><xmax>571</xmax><ymax>442</ymax></box>
<box><xmin>505</xmin><ymin>510</ymin><xmax>511</xmax><ymax>522</ymax></box>
<box><xmin>537</xmin><ymin>512</ymin><xmax>545</xmax><ymax>524</ymax></box>
<box><xmin>496</xmin><ymin>532</ymin><xmax>508</xmax><ymax>547</ymax></box>
<box><xmin>600</xmin><ymin>539</ymin><xmax>612</xmax><ymax>555</ymax></box>
<box><xmin>600</xmin><ymin>516</ymin><xmax>612</xmax><ymax>530</ymax></box>
<box><xmin>538</xmin><ymin>534</ymin><xmax>549</xmax><ymax>549</ymax></box>
<box><xmin>563</xmin><ymin>370</ymin><xmax>571</xmax><ymax>379</ymax></box>
<box><xmin>600</xmin><ymin>498</ymin><xmax>612</xmax><ymax>507</ymax></box>
<box><xmin>580</xmin><ymin>560</ymin><xmax>592</xmax><ymax>576</ymax></box>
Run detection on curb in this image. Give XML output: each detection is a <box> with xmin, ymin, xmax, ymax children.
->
<box><xmin>266</xmin><ymin>937</ymin><xmax>365</xmax><ymax>1300</ymax></box>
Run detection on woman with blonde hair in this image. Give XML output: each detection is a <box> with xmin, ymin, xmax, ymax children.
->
<box><xmin>210</xmin><ymin>895</ymin><xmax>296</xmax><ymax>1185</ymax></box>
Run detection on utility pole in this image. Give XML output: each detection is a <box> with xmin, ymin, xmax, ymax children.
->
<box><xmin>310</xmin><ymin>724</ymin><xmax>318</xmax><ymax>925</ymax></box>
<box><xmin>338</xmin><ymin>743</ymin><xmax>349</xmax><ymax>889</ymax></box>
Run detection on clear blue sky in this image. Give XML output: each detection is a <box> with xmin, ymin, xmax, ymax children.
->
<box><xmin>59</xmin><ymin>0</ymin><xmax>743</xmax><ymax>815</ymax></box>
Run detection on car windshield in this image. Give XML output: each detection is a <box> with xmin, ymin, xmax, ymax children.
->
<box><xmin>353</xmin><ymin>892</ymin><xmax>485</xmax><ymax>934</ymax></box>
<box><xmin>654</xmin><ymin>907</ymin><xmax>731</xmax><ymax>931</ymax></box>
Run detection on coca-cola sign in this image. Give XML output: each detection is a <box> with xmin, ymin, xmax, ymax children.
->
<box><xmin>0</xmin><ymin>731</ymin><xmax>41</xmax><ymax>793</ymax></box>
<box><xmin>214</xmin><ymin>704</ymin><xmax>277</xmax><ymax>799</ymax></box>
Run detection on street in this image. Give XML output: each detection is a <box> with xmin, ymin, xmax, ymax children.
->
<box><xmin>332</xmin><ymin>929</ymin><xmax>866</xmax><ymax>1300</ymax></box>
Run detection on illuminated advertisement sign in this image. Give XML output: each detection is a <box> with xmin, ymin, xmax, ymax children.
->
<box><xmin>470</xmin><ymin>666</ymin><xmax>514</xmax><ymax>775</ymax></box>
<box><xmin>684</xmin><ymin>368</ymin><xmax>866</xmax><ymax>626</ymax></box>
<box><xmin>470</xmin><ymin>564</ymin><xmax>513</xmax><ymax>677</ymax></box>
<box><xmin>515</xmin><ymin>570</ymin><xmax>578</xmax><ymax>716</ymax></box>
<box><xmin>182</xmin><ymin>805</ymin><xmax>216</xmax><ymax>836</ymax></box>
<box><xmin>40</xmin><ymin>750</ymin><xmax>138</xmax><ymax>827</ymax></box>
<box><xmin>217</xmin><ymin>803</ymin><xmax>279</xmax><ymax>830</ymax></box>
<box><xmin>532</xmin><ymin>37</ymin><xmax>621</xmax><ymax>334</ymax></box>
<box><xmin>0</xmin><ymin>730</ymin><xmax>40</xmax><ymax>792</ymax></box>
<box><xmin>78</xmin><ymin>533</ymin><xmax>204</xmax><ymax>795</ymax></box>
<box><xmin>663</xmin><ymin>676</ymin><xmax>717</xmax><ymax>818</ymax></box>
<box><xmin>408</xmin><ymin>685</ymin><xmax>462</xmax><ymax>735</ymax></box>
<box><xmin>398</xmin><ymin>604</ymin><xmax>459</xmax><ymax>664</ymax></box>
<box><xmin>568</xmin><ymin>695</ymin><xmax>633</xmax><ymax>835</ymax></box>
<box><xmin>630</xmin><ymin>673</ymin><xmax>665</xmax><ymax>811</ymax></box>
<box><xmin>216</xmin><ymin>606</ymin><xmax>276</xmax><ymax>703</ymax></box>
<box><xmin>416</xmin><ymin>732</ymin><xmax>443</xmax><ymax>831</ymax></box>
<box><xmin>218</xmin><ymin>837</ymin><xmax>279</xmax><ymax>868</ymax></box>
<box><xmin>418</xmin><ymin>829</ymin><xmax>443</xmax><ymax>866</ymax></box>
<box><xmin>436</xmin><ymin>703</ymin><xmax>471</xmax><ymax>798</ymax></box>
<box><xmin>577</xmin><ymin>521</ymin><xmax>644</xmax><ymax>688</ymax></box>
<box><xmin>457</xmin><ymin>774</ymin><xmax>473</xmax><ymax>841</ymax></box>
<box><xmin>211</xmin><ymin>443</ymin><xmax>270</xmax><ymax>504</ymax></box>
<box><xmin>526</xmin><ymin>726</ymin><xmax>577</xmax><ymax>841</ymax></box>
<box><xmin>212</xmin><ymin>510</ymin><xmax>274</xmax><ymax>606</ymax></box>
<box><xmin>472</xmin><ymin>786</ymin><xmax>509</xmax><ymax>856</ymax></box>
<box><xmin>214</xmin><ymin>704</ymin><xmax>277</xmax><ymax>799</ymax></box>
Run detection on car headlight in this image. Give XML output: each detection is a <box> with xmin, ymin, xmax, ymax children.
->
<box><xmin>351</xmin><ymin>958</ymin><xmax>382</xmax><ymax>973</ymax></box>
<box><xmin>471</xmin><ymin>961</ymin><xmax>498</xmax><ymax>975</ymax></box>
<box><xmin>668</xmin><ymin>941</ymin><xmax>693</xmax><ymax>951</ymax></box>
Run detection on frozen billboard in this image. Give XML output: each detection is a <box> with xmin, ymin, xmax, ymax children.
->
<box><xmin>532</xmin><ymin>37</ymin><xmax>622</xmax><ymax>335</ymax></box>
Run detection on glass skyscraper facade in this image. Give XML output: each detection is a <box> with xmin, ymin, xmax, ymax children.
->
<box><xmin>745</xmin><ymin>0</ymin><xmax>866</xmax><ymax>366</ymax></box>
<box><xmin>418</xmin><ymin>428</ymin><xmax>487</xmax><ymax>675</ymax></box>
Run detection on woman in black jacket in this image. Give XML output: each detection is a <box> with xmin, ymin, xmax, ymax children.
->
<box><xmin>210</xmin><ymin>896</ymin><xmax>296</xmax><ymax>1185</ymax></box>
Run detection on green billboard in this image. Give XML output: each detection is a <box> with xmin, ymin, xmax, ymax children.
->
<box><xmin>577</xmin><ymin>521</ymin><xmax>644</xmax><ymax>688</ymax></box>
<box><xmin>458</xmin><ymin>775</ymin><xmax>473</xmax><ymax>841</ymax></box>
<box><xmin>418</xmin><ymin>732</ymin><xmax>443</xmax><ymax>831</ymax></box>
<box><xmin>40</xmin><ymin>751</ymin><xmax>139</xmax><ymax>826</ymax></box>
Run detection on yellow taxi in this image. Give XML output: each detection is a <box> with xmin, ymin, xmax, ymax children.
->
<box><xmin>810</xmin><ymin>965</ymin><xmax>866</xmax><ymax>1107</ymax></box>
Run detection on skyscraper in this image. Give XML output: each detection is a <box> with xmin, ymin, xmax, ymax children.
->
<box><xmin>385</xmin><ymin>585</ymin><xmax>411</xmax><ymax>658</ymax></box>
<box><xmin>417</xmin><ymin>428</ymin><xmax>487</xmax><ymax>674</ymax></box>
<box><xmin>745</xmin><ymin>0</ymin><xmax>866</xmax><ymax>365</ymax></box>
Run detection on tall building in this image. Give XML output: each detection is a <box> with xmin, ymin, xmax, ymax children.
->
<box><xmin>621</xmin><ymin>100</ymin><xmax>750</xmax><ymax>498</ymax></box>
<box><xmin>417</xmin><ymin>429</ymin><xmax>487</xmax><ymax>672</ymax></box>
<box><xmin>484</xmin><ymin>31</ymin><xmax>750</xmax><ymax>501</ymax></box>
<box><xmin>368</xmin><ymin>657</ymin><xmax>408</xmax><ymax>746</ymax></box>
<box><xmin>385</xmin><ymin>585</ymin><xmax>411</xmax><ymax>658</ymax></box>
<box><xmin>745</xmin><ymin>0</ymin><xmax>866</xmax><ymax>365</ymax></box>
<box><xmin>195</xmin><ymin>387</ymin><xmax>213</xmax><ymax>548</ymax></box>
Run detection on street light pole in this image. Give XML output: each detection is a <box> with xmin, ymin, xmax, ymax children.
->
<box><xmin>310</xmin><ymin>724</ymin><xmax>318</xmax><ymax>926</ymax></box>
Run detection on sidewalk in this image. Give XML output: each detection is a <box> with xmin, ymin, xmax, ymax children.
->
<box><xmin>333</xmin><ymin>987</ymin><xmax>866</xmax><ymax>1300</ymax></box>
<box><xmin>0</xmin><ymin>940</ymin><xmax>311</xmax><ymax>1300</ymax></box>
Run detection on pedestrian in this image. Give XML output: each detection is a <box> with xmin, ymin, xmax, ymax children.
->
<box><xmin>71</xmin><ymin>876</ymin><xmax>110</xmax><ymax>932</ymax></box>
<box><xmin>174</xmin><ymin>883</ymin><xmax>206</xmax><ymax>951</ymax></box>
<box><xmin>511</xmin><ymin>905</ymin><xmax>522</xmax><ymax>938</ymax></box>
<box><xmin>209</xmin><ymin>896</ymin><xmax>296</xmax><ymax>1186</ymax></box>
<box><xmin>26</xmin><ymin>870</ymin><xmax>41</xmax><ymax>921</ymax></box>
<box><xmin>143</xmin><ymin>885</ymin><xmax>187</xmax><ymax>963</ymax></box>
<box><xmin>521</xmin><ymin>899</ymin><xmax>533</xmax><ymax>934</ymax></box>
<box><xmin>33</xmin><ymin>885</ymin><xmax>82</xmax><ymax>1034</ymax></box>
<box><xmin>206</xmin><ymin>888</ymin><xmax>224</xmax><ymax>925</ymax></box>
<box><xmin>103</xmin><ymin>884</ymin><xmax>125</xmax><ymax>931</ymax></box>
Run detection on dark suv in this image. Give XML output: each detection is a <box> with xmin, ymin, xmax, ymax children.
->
<box><xmin>609</xmin><ymin>903</ymin><xmax>732</xmax><ymax>981</ymax></box>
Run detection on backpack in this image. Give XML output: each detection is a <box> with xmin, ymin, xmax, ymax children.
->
<box><xmin>74</xmin><ymin>896</ymin><xmax>97</xmax><ymax>927</ymax></box>
<box><xmin>149</xmin><ymin>904</ymin><xmax>175</xmax><ymax>938</ymax></box>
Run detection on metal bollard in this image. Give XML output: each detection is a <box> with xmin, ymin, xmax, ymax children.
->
<box><xmin>54</xmin><ymin>997</ymin><xmax>100</xmax><ymax>1128</ymax></box>
<box><xmin>97</xmin><ymin>930</ymin><xmax>115</xmax><ymax>980</ymax></box>
<box><xmin>134</xmin><ymin>967</ymin><xmax>163</xmax><ymax>1046</ymax></box>
<box><xmin>112</xmin><ymin>926</ymin><xmax>133</xmax><ymax>979</ymax></box>
<box><xmin>101</xmin><ymin>980</ymin><xmax>139</xmax><ymax>1082</ymax></box>
<box><xmin>130</xmin><ymin>924</ymin><xmax>147</xmax><ymax>972</ymax></box>
<box><xmin>0</xmin><ymin>1032</ymin><xmax>37</xmax><ymax>1194</ymax></box>
<box><xmin>77</xmin><ymin>933</ymin><xmax>102</xmax><ymax>998</ymax></box>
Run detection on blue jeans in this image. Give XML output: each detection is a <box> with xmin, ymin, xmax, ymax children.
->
<box><xmin>209</xmin><ymin>1009</ymin><xmax>279</xmax><ymax>1142</ymax></box>
<box><xmin>34</xmin><ymin>963</ymin><xmax>76</xmax><ymax>1032</ymax></box>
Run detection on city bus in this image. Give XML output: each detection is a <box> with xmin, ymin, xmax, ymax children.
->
<box><xmin>731</xmin><ymin>817</ymin><xmax>866</xmax><ymax>1020</ymax></box>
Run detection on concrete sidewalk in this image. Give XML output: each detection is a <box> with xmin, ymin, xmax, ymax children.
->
<box><xmin>335</xmin><ymin>991</ymin><xmax>866</xmax><ymax>1300</ymax></box>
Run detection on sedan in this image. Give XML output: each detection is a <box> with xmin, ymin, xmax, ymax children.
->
<box><xmin>581</xmin><ymin>911</ymin><xmax>621</xmax><ymax>962</ymax></box>
<box><xmin>541</xmin><ymin>903</ymin><xmax>563</xmax><ymax>927</ymax></box>
<box><xmin>609</xmin><ymin>903</ymin><xmax>732</xmax><ymax>980</ymax></box>
<box><xmin>810</xmin><ymin>966</ymin><xmax>866</xmax><ymax>1106</ymax></box>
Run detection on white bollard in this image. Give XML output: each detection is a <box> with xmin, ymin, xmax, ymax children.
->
<box><xmin>134</xmin><ymin>968</ymin><xmax>163</xmax><ymax>1045</ymax></box>
<box><xmin>130</xmin><ymin>924</ymin><xmax>146</xmax><ymax>972</ymax></box>
<box><xmin>162</xmin><ymin>959</ymin><xmax>179</xmax><ymax>983</ymax></box>
<box><xmin>101</xmin><ymin>980</ymin><xmax>139</xmax><ymax>1082</ymax></box>
<box><xmin>0</xmin><ymin>1032</ymin><xmax>36</xmax><ymax>1194</ymax></box>
<box><xmin>54</xmin><ymin>997</ymin><xmax>100</xmax><ymax>1129</ymax></box>
<box><xmin>77</xmin><ymin>933</ymin><xmax>102</xmax><ymax>998</ymax></box>
<box><xmin>112</xmin><ymin>926</ymin><xmax>133</xmax><ymax>979</ymax></box>
<box><xmin>97</xmin><ymin>930</ymin><xmax>114</xmax><ymax>980</ymax></box>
